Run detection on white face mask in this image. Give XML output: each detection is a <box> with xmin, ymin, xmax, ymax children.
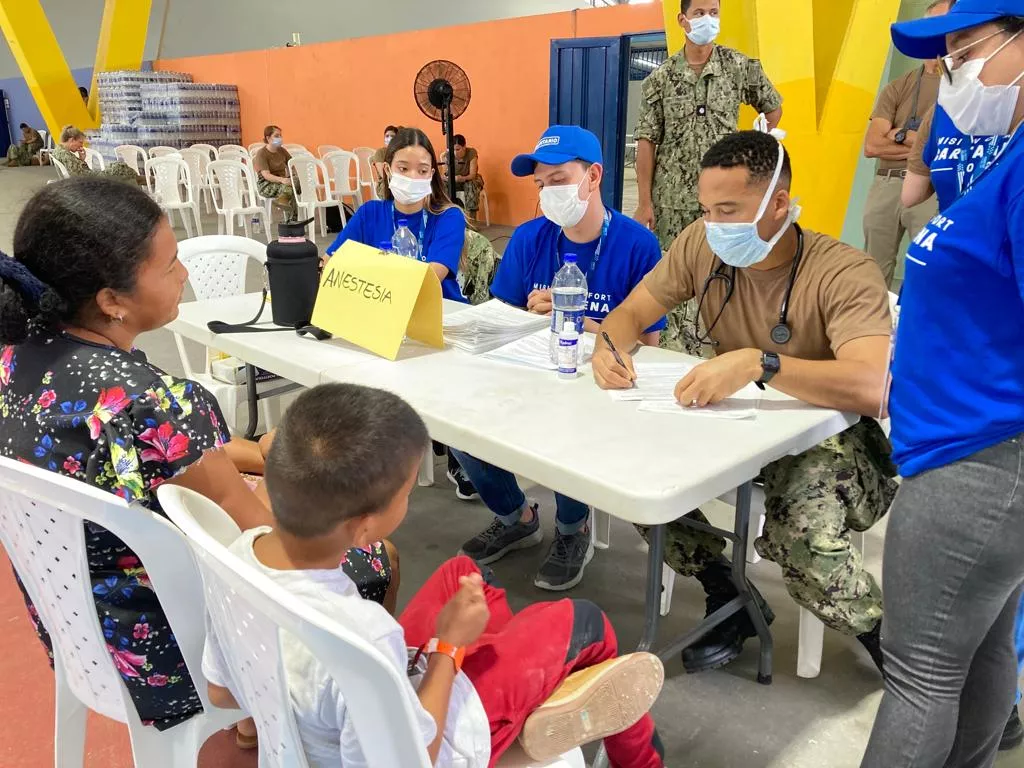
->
<box><xmin>686</xmin><ymin>15</ymin><xmax>720</xmax><ymax>46</ymax></box>
<box><xmin>389</xmin><ymin>171</ymin><xmax>432</xmax><ymax>205</ymax></box>
<box><xmin>384</xmin><ymin>135</ymin><xmax>393</xmax><ymax>146</ymax></box>
<box><xmin>939</xmin><ymin>30</ymin><xmax>1024</xmax><ymax>136</ymax></box>
<box><xmin>540</xmin><ymin>175</ymin><xmax>593</xmax><ymax>229</ymax></box>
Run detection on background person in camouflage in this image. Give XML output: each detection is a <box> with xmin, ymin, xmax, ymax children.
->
<box><xmin>633</xmin><ymin>0</ymin><xmax>783</xmax><ymax>251</ymax></box>
<box><xmin>370</xmin><ymin>124</ymin><xmax>399</xmax><ymax>199</ymax></box>
<box><xmin>595</xmin><ymin>132</ymin><xmax>896</xmax><ymax>675</ymax></box>
<box><xmin>7</xmin><ymin>123</ymin><xmax>43</xmax><ymax>167</ymax></box>
<box><xmin>441</xmin><ymin>134</ymin><xmax>485</xmax><ymax>219</ymax></box>
<box><xmin>253</xmin><ymin>124</ymin><xmax>299</xmax><ymax>222</ymax></box>
<box><xmin>50</xmin><ymin>126</ymin><xmax>141</xmax><ymax>184</ymax></box>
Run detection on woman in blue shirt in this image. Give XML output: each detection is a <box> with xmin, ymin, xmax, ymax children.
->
<box><xmin>325</xmin><ymin>127</ymin><xmax>468</xmax><ymax>302</ymax></box>
<box><xmin>863</xmin><ymin>5</ymin><xmax>1024</xmax><ymax>766</ymax></box>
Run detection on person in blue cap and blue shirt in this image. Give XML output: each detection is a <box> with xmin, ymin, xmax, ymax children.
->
<box><xmin>449</xmin><ymin>125</ymin><xmax>666</xmax><ymax>591</ymax></box>
<box><xmin>862</xmin><ymin>2</ymin><xmax>1024</xmax><ymax>765</ymax></box>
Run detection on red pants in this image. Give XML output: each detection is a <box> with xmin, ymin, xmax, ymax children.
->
<box><xmin>399</xmin><ymin>556</ymin><xmax>663</xmax><ymax>768</ymax></box>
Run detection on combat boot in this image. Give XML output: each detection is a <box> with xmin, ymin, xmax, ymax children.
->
<box><xmin>682</xmin><ymin>556</ymin><xmax>774</xmax><ymax>673</ymax></box>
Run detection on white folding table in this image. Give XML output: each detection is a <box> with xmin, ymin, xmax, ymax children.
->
<box><xmin>170</xmin><ymin>293</ymin><xmax>856</xmax><ymax>683</ymax></box>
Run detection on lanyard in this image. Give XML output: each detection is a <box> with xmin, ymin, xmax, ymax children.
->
<box><xmin>557</xmin><ymin>209</ymin><xmax>612</xmax><ymax>280</ymax></box>
<box><xmin>390</xmin><ymin>203</ymin><xmax>429</xmax><ymax>261</ymax></box>
<box><xmin>908</xmin><ymin>66</ymin><xmax>925</xmax><ymax>125</ymax></box>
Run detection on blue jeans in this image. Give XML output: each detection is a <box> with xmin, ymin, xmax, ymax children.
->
<box><xmin>1016</xmin><ymin>592</ymin><xmax>1024</xmax><ymax>705</ymax></box>
<box><xmin>449</xmin><ymin>449</ymin><xmax>590</xmax><ymax>535</ymax></box>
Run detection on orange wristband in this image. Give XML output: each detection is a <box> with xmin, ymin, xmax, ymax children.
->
<box><xmin>425</xmin><ymin>638</ymin><xmax>466</xmax><ymax>673</ymax></box>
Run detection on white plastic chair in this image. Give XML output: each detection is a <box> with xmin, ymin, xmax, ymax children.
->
<box><xmin>148</xmin><ymin>146</ymin><xmax>179</xmax><ymax>159</ymax></box>
<box><xmin>219</xmin><ymin>143</ymin><xmax>247</xmax><ymax>156</ymax></box>
<box><xmin>115</xmin><ymin>144</ymin><xmax>147</xmax><ymax>175</ymax></box>
<box><xmin>37</xmin><ymin>128</ymin><xmax>52</xmax><ymax>164</ymax></box>
<box><xmin>190</xmin><ymin>143</ymin><xmax>218</xmax><ymax>163</ymax></box>
<box><xmin>0</xmin><ymin>457</ymin><xmax>241</xmax><ymax>768</ymax></box>
<box><xmin>159</xmin><ymin>485</ymin><xmax>584</xmax><ymax>768</ymax></box>
<box><xmin>219</xmin><ymin>145</ymin><xmax>252</xmax><ymax>166</ymax></box>
<box><xmin>51</xmin><ymin>156</ymin><xmax>72</xmax><ymax>180</ymax></box>
<box><xmin>323</xmin><ymin>150</ymin><xmax>360</xmax><ymax>218</ymax></box>
<box><xmin>145</xmin><ymin>155</ymin><xmax>203</xmax><ymax>239</ymax></box>
<box><xmin>284</xmin><ymin>143</ymin><xmax>311</xmax><ymax>156</ymax></box>
<box><xmin>206</xmin><ymin>161</ymin><xmax>270</xmax><ymax>241</ymax></box>
<box><xmin>317</xmin><ymin>144</ymin><xmax>342</xmax><ymax>158</ymax></box>
<box><xmin>289</xmin><ymin>155</ymin><xmax>338</xmax><ymax>238</ymax></box>
<box><xmin>247</xmin><ymin>141</ymin><xmax>266</xmax><ymax>156</ymax></box>
<box><xmin>175</xmin><ymin>235</ymin><xmax>300</xmax><ymax>434</ymax></box>
<box><xmin>352</xmin><ymin>146</ymin><xmax>379</xmax><ymax>203</ymax></box>
<box><xmin>83</xmin><ymin>147</ymin><xmax>105</xmax><ymax>171</ymax></box>
<box><xmin>179</xmin><ymin>148</ymin><xmax>215</xmax><ymax>214</ymax></box>
<box><xmin>457</xmin><ymin>185</ymin><xmax>492</xmax><ymax>227</ymax></box>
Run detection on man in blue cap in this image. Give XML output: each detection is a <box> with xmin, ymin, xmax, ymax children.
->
<box><xmin>449</xmin><ymin>125</ymin><xmax>666</xmax><ymax>591</ymax></box>
<box><xmin>862</xmin><ymin>2</ymin><xmax>1024</xmax><ymax>765</ymax></box>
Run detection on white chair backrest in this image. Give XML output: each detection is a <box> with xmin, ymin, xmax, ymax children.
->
<box><xmin>352</xmin><ymin>146</ymin><xmax>375</xmax><ymax>178</ymax></box>
<box><xmin>190</xmin><ymin>143</ymin><xmax>218</xmax><ymax>162</ymax></box>
<box><xmin>288</xmin><ymin>155</ymin><xmax>328</xmax><ymax>205</ymax></box>
<box><xmin>0</xmin><ymin>457</ymin><xmax>213</xmax><ymax>727</ymax></box>
<box><xmin>317</xmin><ymin>144</ymin><xmax>342</xmax><ymax>158</ymax></box>
<box><xmin>83</xmin><ymin>147</ymin><xmax>105</xmax><ymax>171</ymax></box>
<box><xmin>207</xmin><ymin>160</ymin><xmax>258</xmax><ymax>212</ymax></box>
<box><xmin>220</xmin><ymin>146</ymin><xmax>252</xmax><ymax>167</ymax></box>
<box><xmin>178</xmin><ymin>148</ymin><xmax>209</xmax><ymax>192</ymax></box>
<box><xmin>114</xmin><ymin>144</ymin><xmax>146</xmax><ymax>175</ymax></box>
<box><xmin>284</xmin><ymin>143</ymin><xmax>310</xmax><ymax>156</ymax></box>
<box><xmin>51</xmin><ymin>156</ymin><xmax>71</xmax><ymax>180</ymax></box>
<box><xmin>145</xmin><ymin>156</ymin><xmax>192</xmax><ymax>205</ymax></box>
<box><xmin>323</xmin><ymin>150</ymin><xmax>360</xmax><ymax>197</ymax></box>
<box><xmin>220</xmin><ymin>144</ymin><xmax>247</xmax><ymax>155</ymax></box>
<box><xmin>158</xmin><ymin>485</ymin><xmax>433</xmax><ymax>768</ymax></box>
<box><xmin>177</xmin><ymin>234</ymin><xmax>267</xmax><ymax>301</ymax></box>
<box><xmin>248</xmin><ymin>142</ymin><xmax>266</xmax><ymax>156</ymax></box>
<box><xmin>149</xmin><ymin>146</ymin><xmax>179</xmax><ymax>159</ymax></box>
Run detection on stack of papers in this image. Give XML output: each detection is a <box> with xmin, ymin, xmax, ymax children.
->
<box><xmin>609</xmin><ymin>362</ymin><xmax>762</xmax><ymax>420</ymax></box>
<box><xmin>443</xmin><ymin>300</ymin><xmax>550</xmax><ymax>354</ymax></box>
<box><xmin>482</xmin><ymin>328</ymin><xmax>596</xmax><ymax>371</ymax></box>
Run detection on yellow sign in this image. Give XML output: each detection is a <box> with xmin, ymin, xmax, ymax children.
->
<box><xmin>311</xmin><ymin>241</ymin><xmax>444</xmax><ymax>361</ymax></box>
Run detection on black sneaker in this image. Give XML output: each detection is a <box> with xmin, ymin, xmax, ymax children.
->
<box><xmin>857</xmin><ymin>622</ymin><xmax>884</xmax><ymax>675</ymax></box>
<box><xmin>1001</xmin><ymin>705</ymin><xmax>1024</xmax><ymax>751</ymax></box>
<box><xmin>460</xmin><ymin>506</ymin><xmax>542</xmax><ymax>565</ymax></box>
<box><xmin>534</xmin><ymin>528</ymin><xmax>594</xmax><ymax>591</ymax></box>
<box><xmin>446</xmin><ymin>459</ymin><xmax>479</xmax><ymax>502</ymax></box>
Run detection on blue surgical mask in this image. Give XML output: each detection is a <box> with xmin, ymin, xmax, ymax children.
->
<box><xmin>271</xmin><ymin>137</ymin><xmax>283</xmax><ymax>147</ymax></box>
<box><xmin>686</xmin><ymin>15</ymin><xmax>720</xmax><ymax>46</ymax></box>
<box><xmin>704</xmin><ymin>144</ymin><xmax>799</xmax><ymax>268</ymax></box>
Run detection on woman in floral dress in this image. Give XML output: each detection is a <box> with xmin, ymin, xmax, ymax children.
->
<box><xmin>0</xmin><ymin>178</ymin><xmax>395</xmax><ymax>732</ymax></box>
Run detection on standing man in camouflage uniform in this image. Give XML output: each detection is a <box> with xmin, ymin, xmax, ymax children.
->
<box><xmin>595</xmin><ymin>132</ymin><xmax>897</xmax><ymax>674</ymax></box>
<box><xmin>634</xmin><ymin>0</ymin><xmax>783</xmax><ymax>250</ymax></box>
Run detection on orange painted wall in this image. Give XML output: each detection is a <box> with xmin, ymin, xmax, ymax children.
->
<box><xmin>155</xmin><ymin>3</ymin><xmax>665</xmax><ymax>226</ymax></box>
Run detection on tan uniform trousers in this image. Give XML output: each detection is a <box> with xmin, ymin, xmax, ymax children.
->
<box><xmin>862</xmin><ymin>174</ymin><xmax>939</xmax><ymax>287</ymax></box>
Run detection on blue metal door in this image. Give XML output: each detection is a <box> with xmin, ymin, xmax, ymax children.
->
<box><xmin>550</xmin><ymin>36</ymin><xmax>629</xmax><ymax>209</ymax></box>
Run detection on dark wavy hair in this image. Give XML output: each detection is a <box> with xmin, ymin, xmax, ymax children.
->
<box><xmin>0</xmin><ymin>177</ymin><xmax>164</xmax><ymax>344</ymax></box>
<box><xmin>383</xmin><ymin>127</ymin><xmax>459</xmax><ymax>216</ymax></box>
<box><xmin>701</xmin><ymin>130</ymin><xmax>792</xmax><ymax>190</ymax></box>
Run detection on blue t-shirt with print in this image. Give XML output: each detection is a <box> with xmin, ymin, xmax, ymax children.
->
<box><xmin>325</xmin><ymin>201</ymin><xmax>468</xmax><ymax>302</ymax></box>
<box><xmin>922</xmin><ymin>105</ymin><xmax>1013</xmax><ymax>212</ymax></box>
<box><xmin>490</xmin><ymin>210</ymin><xmax>667</xmax><ymax>333</ymax></box>
<box><xmin>889</xmin><ymin>128</ymin><xmax>1024</xmax><ymax>477</ymax></box>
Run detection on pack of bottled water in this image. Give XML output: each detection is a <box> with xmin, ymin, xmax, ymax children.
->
<box><xmin>89</xmin><ymin>70</ymin><xmax>242</xmax><ymax>161</ymax></box>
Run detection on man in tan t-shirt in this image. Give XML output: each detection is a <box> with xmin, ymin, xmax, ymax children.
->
<box><xmin>861</xmin><ymin>0</ymin><xmax>948</xmax><ymax>287</ymax></box>
<box><xmin>595</xmin><ymin>130</ymin><xmax>898</xmax><ymax>676</ymax></box>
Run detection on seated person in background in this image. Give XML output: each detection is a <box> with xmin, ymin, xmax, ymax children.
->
<box><xmin>51</xmin><ymin>125</ymin><xmax>141</xmax><ymax>184</ymax></box>
<box><xmin>440</xmin><ymin>134</ymin><xmax>485</xmax><ymax>219</ymax></box>
<box><xmin>0</xmin><ymin>178</ymin><xmax>272</xmax><ymax>732</ymax></box>
<box><xmin>203</xmin><ymin>382</ymin><xmax>666</xmax><ymax>768</ymax></box>
<box><xmin>325</xmin><ymin>127</ymin><xmax>468</xmax><ymax>302</ymax></box>
<box><xmin>78</xmin><ymin>85</ymin><xmax>89</xmax><ymax>104</ymax></box>
<box><xmin>449</xmin><ymin>125</ymin><xmax>666</xmax><ymax>592</ymax></box>
<box><xmin>594</xmin><ymin>130</ymin><xmax>898</xmax><ymax>675</ymax></box>
<box><xmin>7</xmin><ymin>123</ymin><xmax>43</xmax><ymax>167</ymax></box>
<box><xmin>370</xmin><ymin>124</ymin><xmax>399</xmax><ymax>197</ymax></box>
<box><xmin>253</xmin><ymin>124</ymin><xmax>298</xmax><ymax>222</ymax></box>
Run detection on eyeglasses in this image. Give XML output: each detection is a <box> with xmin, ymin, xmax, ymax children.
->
<box><xmin>939</xmin><ymin>28</ymin><xmax>1010</xmax><ymax>84</ymax></box>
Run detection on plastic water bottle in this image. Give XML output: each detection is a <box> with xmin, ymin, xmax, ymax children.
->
<box><xmin>549</xmin><ymin>253</ymin><xmax>588</xmax><ymax>363</ymax></box>
<box><xmin>557</xmin><ymin>321</ymin><xmax>580</xmax><ymax>380</ymax></box>
<box><xmin>391</xmin><ymin>219</ymin><xmax>418</xmax><ymax>259</ymax></box>
<box><xmin>252</xmin><ymin>216</ymin><xmax>261</xmax><ymax>235</ymax></box>
<box><xmin>377</xmin><ymin>240</ymin><xmax>392</xmax><ymax>253</ymax></box>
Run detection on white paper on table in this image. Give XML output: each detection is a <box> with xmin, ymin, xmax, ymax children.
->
<box><xmin>482</xmin><ymin>328</ymin><xmax>595</xmax><ymax>371</ymax></box>
<box><xmin>607</xmin><ymin>362</ymin><xmax>696</xmax><ymax>402</ymax></box>
<box><xmin>443</xmin><ymin>300</ymin><xmax>551</xmax><ymax>354</ymax></box>
<box><xmin>637</xmin><ymin>398</ymin><xmax>761</xmax><ymax>420</ymax></box>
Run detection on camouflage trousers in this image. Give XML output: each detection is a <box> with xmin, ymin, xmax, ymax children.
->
<box><xmin>100</xmin><ymin>161</ymin><xmax>143</xmax><ymax>185</ymax></box>
<box><xmin>455</xmin><ymin>177</ymin><xmax>485</xmax><ymax>216</ymax></box>
<box><xmin>652</xmin><ymin>201</ymin><xmax>701</xmax><ymax>252</ymax></box>
<box><xmin>257</xmin><ymin>178</ymin><xmax>298</xmax><ymax>221</ymax></box>
<box><xmin>637</xmin><ymin>419</ymin><xmax>898</xmax><ymax>636</ymax></box>
<box><xmin>7</xmin><ymin>140</ymin><xmax>42</xmax><ymax>167</ymax></box>
<box><xmin>659</xmin><ymin>298</ymin><xmax>708</xmax><ymax>358</ymax></box>
<box><xmin>458</xmin><ymin>229</ymin><xmax>498</xmax><ymax>305</ymax></box>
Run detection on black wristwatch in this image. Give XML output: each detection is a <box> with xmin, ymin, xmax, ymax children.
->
<box><xmin>894</xmin><ymin>128</ymin><xmax>908</xmax><ymax>145</ymax></box>
<box><xmin>756</xmin><ymin>351</ymin><xmax>781</xmax><ymax>390</ymax></box>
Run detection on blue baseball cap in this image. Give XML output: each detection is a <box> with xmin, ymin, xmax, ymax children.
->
<box><xmin>891</xmin><ymin>0</ymin><xmax>1024</xmax><ymax>59</ymax></box>
<box><xmin>510</xmin><ymin>125</ymin><xmax>603</xmax><ymax>177</ymax></box>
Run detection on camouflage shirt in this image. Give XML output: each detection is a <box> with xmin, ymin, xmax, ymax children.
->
<box><xmin>635</xmin><ymin>45</ymin><xmax>782</xmax><ymax>247</ymax></box>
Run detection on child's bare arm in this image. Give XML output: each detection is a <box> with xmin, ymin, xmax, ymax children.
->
<box><xmin>416</xmin><ymin>656</ymin><xmax>458</xmax><ymax>763</ymax></box>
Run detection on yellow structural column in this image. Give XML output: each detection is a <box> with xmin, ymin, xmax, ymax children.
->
<box><xmin>659</xmin><ymin>0</ymin><xmax>900</xmax><ymax>236</ymax></box>
<box><xmin>90</xmin><ymin>0</ymin><xmax>153</xmax><ymax>118</ymax></box>
<box><xmin>0</xmin><ymin>0</ymin><xmax>96</xmax><ymax>135</ymax></box>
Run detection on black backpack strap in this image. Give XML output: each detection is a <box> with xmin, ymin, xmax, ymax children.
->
<box><xmin>207</xmin><ymin>290</ymin><xmax>289</xmax><ymax>334</ymax></box>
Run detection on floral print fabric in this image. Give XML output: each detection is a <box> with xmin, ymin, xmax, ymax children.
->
<box><xmin>1</xmin><ymin>330</ymin><xmax>231</xmax><ymax>730</ymax></box>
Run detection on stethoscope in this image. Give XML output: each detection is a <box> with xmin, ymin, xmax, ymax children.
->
<box><xmin>694</xmin><ymin>224</ymin><xmax>805</xmax><ymax>347</ymax></box>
